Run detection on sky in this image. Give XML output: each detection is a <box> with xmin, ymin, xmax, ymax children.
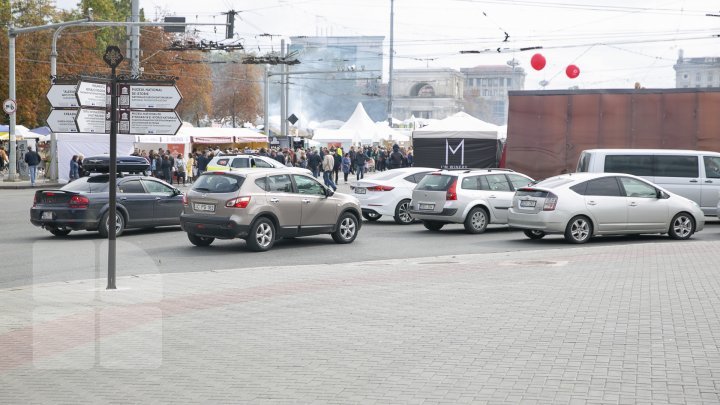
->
<box><xmin>53</xmin><ymin>0</ymin><xmax>720</xmax><ymax>90</ymax></box>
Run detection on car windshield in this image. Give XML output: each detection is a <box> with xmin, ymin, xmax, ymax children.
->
<box><xmin>192</xmin><ymin>173</ymin><xmax>244</xmax><ymax>193</ymax></box>
<box><xmin>61</xmin><ymin>175</ymin><xmax>111</xmax><ymax>193</ymax></box>
<box><xmin>416</xmin><ymin>174</ymin><xmax>455</xmax><ymax>191</ymax></box>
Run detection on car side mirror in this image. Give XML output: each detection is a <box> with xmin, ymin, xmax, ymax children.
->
<box><xmin>324</xmin><ymin>187</ymin><xmax>334</xmax><ymax>197</ymax></box>
<box><xmin>657</xmin><ymin>190</ymin><xmax>668</xmax><ymax>199</ymax></box>
<box><xmin>173</xmin><ymin>188</ymin><xmax>182</xmax><ymax>196</ymax></box>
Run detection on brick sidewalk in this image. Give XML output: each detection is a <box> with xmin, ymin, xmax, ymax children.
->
<box><xmin>2</xmin><ymin>242</ymin><xmax>720</xmax><ymax>404</ymax></box>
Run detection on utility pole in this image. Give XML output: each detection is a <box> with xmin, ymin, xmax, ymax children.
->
<box><xmin>5</xmin><ymin>23</ymin><xmax>18</xmax><ymax>181</ymax></box>
<box><xmin>280</xmin><ymin>39</ymin><xmax>287</xmax><ymax>139</ymax></box>
<box><xmin>387</xmin><ymin>0</ymin><xmax>395</xmax><ymax>128</ymax></box>
<box><xmin>130</xmin><ymin>0</ymin><xmax>141</xmax><ymax>77</ymax></box>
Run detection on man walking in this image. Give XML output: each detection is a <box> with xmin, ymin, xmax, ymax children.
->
<box><xmin>321</xmin><ymin>148</ymin><xmax>337</xmax><ymax>191</ymax></box>
<box><xmin>24</xmin><ymin>146</ymin><xmax>41</xmax><ymax>187</ymax></box>
<box><xmin>354</xmin><ymin>146</ymin><xmax>367</xmax><ymax>180</ymax></box>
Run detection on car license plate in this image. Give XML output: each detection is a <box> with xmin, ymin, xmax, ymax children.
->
<box><xmin>520</xmin><ymin>200</ymin><xmax>536</xmax><ymax>208</ymax></box>
<box><xmin>355</xmin><ymin>188</ymin><xmax>366</xmax><ymax>194</ymax></box>
<box><xmin>419</xmin><ymin>203</ymin><xmax>435</xmax><ymax>210</ymax></box>
<box><xmin>41</xmin><ymin>211</ymin><xmax>53</xmax><ymax>220</ymax></box>
<box><xmin>194</xmin><ymin>203</ymin><xmax>215</xmax><ymax>212</ymax></box>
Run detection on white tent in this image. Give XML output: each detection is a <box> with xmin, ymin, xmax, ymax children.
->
<box><xmin>412</xmin><ymin>112</ymin><xmax>500</xmax><ymax>139</ymax></box>
<box><xmin>311</xmin><ymin>103</ymin><xmax>409</xmax><ymax>146</ymax></box>
<box><xmin>57</xmin><ymin>133</ymin><xmax>135</xmax><ymax>183</ymax></box>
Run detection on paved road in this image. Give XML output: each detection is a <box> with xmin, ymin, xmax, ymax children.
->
<box><xmin>3</xmin><ymin>241</ymin><xmax>720</xmax><ymax>403</ymax></box>
<box><xmin>3</xmin><ymin>187</ymin><xmax>720</xmax><ymax>288</ymax></box>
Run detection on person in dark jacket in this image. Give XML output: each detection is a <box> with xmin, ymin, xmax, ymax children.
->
<box><xmin>24</xmin><ymin>146</ymin><xmax>41</xmax><ymax>186</ymax></box>
<box><xmin>308</xmin><ymin>149</ymin><xmax>323</xmax><ymax>178</ymax></box>
<box><xmin>388</xmin><ymin>144</ymin><xmax>404</xmax><ymax>170</ymax></box>
<box><xmin>332</xmin><ymin>149</ymin><xmax>342</xmax><ymax>183</ymax></box>
<box><xmin>161</xmin><ymin>155</ymin><xmax>172</xmax><ymax>183</ymax></box>
<box><xmin>354</xmin><ymin>147</ymin><xmax>367</xmax><ymax>180</ymax></box>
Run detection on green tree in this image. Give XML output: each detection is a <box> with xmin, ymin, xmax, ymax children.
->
<box><xmin>0</xmin><ymin>0</ymin><xmax>59</xmax><ymax>127</ymax></box>
<box><xmin>211</xmin><ymin>54</ymin><xmax>262</xmax><ymax>127</ymax></box>
<box><xmin>139</xmin><ymin>27</ymin><xmax>213</xmax><ymax>125</ymax></box>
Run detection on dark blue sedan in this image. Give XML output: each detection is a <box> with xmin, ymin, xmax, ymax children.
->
<box><xmin>30</xmin><ymin>174</ymin><xmax>184</xmax><ymax>237</ymax></box>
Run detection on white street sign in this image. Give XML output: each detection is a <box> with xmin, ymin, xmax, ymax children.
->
<box><xmin>119</xmin><ymin>110</ymin><xmax>182</xmax><ymax>135</ymax></box>
<box><xmin>76</xmin><ymin>108</ymin><xmax>110</xmax><ymax>133</ymax></box>
<box><xmin>3</xmin><ymin>99</ymin><xmax>17</xmax><ymax>114</ymax></box>
<box><xmin>76</xmin><ymin>81</ymin><xmax>110</xmax><ymax>108</ymax></box>
<box><xmin>118</xmin><ymin>84</ymin><xmax>182</xmax><ymax>109</ymax></box>
<box><xmin>47</xmin><ymin>85</ymin><xmax>80</xmax><ymax>108</ymax></box>
<box><xmin>46</xmin><ymin>109</ymin><xmax>78</xmax><ymax>133</ymax></box>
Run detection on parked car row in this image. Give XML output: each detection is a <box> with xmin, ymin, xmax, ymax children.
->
<box><xmin>30</xmin><ymin>155</ymin><xmax>706</xmax><ymax>249</ymax></box>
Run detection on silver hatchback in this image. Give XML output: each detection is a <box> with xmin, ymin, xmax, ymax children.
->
<box><xmin>409</xmin><ymin>169</ymin><xmax>534</xmax><ymax>233</ymax></box>
<box><xmin>508</xmin><ymin>172</ymin><xmax>705</xmax><ymax>243</ymax></box>
<box><xmin>180</xmin><ymin>168</ymin><xmax>362</xmax><ymax>251</ymax></box>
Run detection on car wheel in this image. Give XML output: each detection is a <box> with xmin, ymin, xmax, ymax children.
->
<box><xmin>422</xmin><ymin>221</ymin><xmax>444</xmax><ymax>231</ymax></box>
<box><xmin>523</xmin><ymin>229</ymin><xmax>546</xmax><ymax>240</ymax></box>
<box><xmin>668</xmin><ymin>212</ymin><xmax>695</xmax><ymax>240</ymax></box>
<box><xmin>98</xmin><ymin>210</ymin><xmax>125</xmax><ymax>238</ymax></box>
<box><xmin>564</xmin><ymin>215</ymin><xmax>592</xmax><ymax>244</ymax></box>
<box><xmin>49</xmin><ymin>228</ymin><xmax>71</xmax><ymax>237</ymax></box>
<box><xmin>332</xmin><ymin>212</ymin><xmax>359</xmax><ymax>244</ymax></box>
<box><xmin>187</xmin><ymin>232</ymin><xmax>214</xmax><ymax>246</ymax></box>
<box><xmin>362</xmin><ymin>211</ymin><xmax>381</xmax><ymax>222</ymax></box>
<box><xmin>393</xmin><ymin>199</ymin><xmax>414</xmax><ymax>225</ymax></box>
<box><xmin>464</xmin><ymin>206</ymin><xmax>489</xmax><ymax>234</ymax></box>
<box><xmin>246</xmin><ymin>217</ymin><xmax>275</xmax><ymax>252</ymax></box>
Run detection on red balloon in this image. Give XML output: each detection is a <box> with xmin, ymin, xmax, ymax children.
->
<box><xmin>566</xmin><ymin>64</ymin><xmax>580</xmax><ymax>79</ymax></box>
<box><xmin>530</xmin><ymin>53</ymin><xmax>546</xmax><ymax>71</ymax></box>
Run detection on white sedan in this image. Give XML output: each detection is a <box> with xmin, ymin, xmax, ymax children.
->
<box><xmin>508</xmin><ymin>172</ymin><xmax>705</xmax><ymax>243</ymax></box>
<box><xmin>350</xmin><ymin>167</ymin><xmax>435</xmax><ymax>224</ymax></box>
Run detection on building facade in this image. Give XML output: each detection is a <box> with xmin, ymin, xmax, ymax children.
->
<box><xmin>674</xmin><ymin>50</ymin><xmax>720</xmax><ymax>88</ymax></box>
<box><xmin>391</xmin><ymin>68</ymin><xmax>465</xmax><ymax>121</ymax></box>
<box><xmin>460</xmin><ymin>64</ymin><xmax>526</xmax><ymax>125</ymax></box>
<box><xmin>287</xmin><ymin>36</ymin><xmax>385</xmax><ymax>124</ymax></box>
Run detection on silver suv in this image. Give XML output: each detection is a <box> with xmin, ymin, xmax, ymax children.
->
<box><xmin>180</xmin><ymin>168</ymin><xmax>361</xmax><ymax>251</ymax></box>
<box><xmin>410</xmin><ymin>169</ymin><xmax>534</xmax><ymax>233</ymax></box>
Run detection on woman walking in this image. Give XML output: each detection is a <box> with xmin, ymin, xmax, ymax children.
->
<box><xmin>341</xmin><ymin>153</ymin><xmax>351</xmax><ymax>183</ymax></box>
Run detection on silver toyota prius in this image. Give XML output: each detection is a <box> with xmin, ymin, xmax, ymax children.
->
<box><xmin>508</xmin><ymin>172</ymin><xmax>705</xmax><ymax>243</ymax></box>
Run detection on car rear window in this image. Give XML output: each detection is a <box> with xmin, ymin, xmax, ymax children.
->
<box><xmin>416</xmin><ymin>174</ymin><xmax>455</xmax><ymax>191</ymax></box>
<box><xmin>373</xmin><ymin>171</ymin><xmax>404</xmax><ymax>181</ymax></box>
<box><xmin>534</xmin><ymin>176</ymin><xmax>574</xmax><ymax>188</ymax></box>
<box><xmin>192</xmin><ymin>173</ymin><xmax>244</xmax><ymax>193</ymax></box>
<box><xmin>230</xmin><ymin>158</ymin><xmax>250</xmax><ymax>168</ymax></box>
<box><xmin>61</xmin><ymin>176</ymin><xmax>111</xmax><ymax>193</ymax></box>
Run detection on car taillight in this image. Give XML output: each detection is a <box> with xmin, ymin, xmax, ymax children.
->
<box><xmin>182</xmin><ymin>194</ymin><xmax>188</xmax><ymax>206</ymax></box>
<box><xmin>226</xmin><ymin>196</ymin><xmax>251</xmax><ymax>208</ymax></box>
<box><xmin>33</xmin><ymin>193</ymin><xmax>37</xmax><ymax>208</ymax></box>
<box><xmin>446</xmin><ymin>179</ymin><xmax>458</xmax><ymax>201</ymax></box>
<box><xmin>543</xmin><ymin>193</ymin><xmax>558</xmax><ymax>211</ymax></box>
<box><xmin>366</xmin><ymin>185</ymin><xmax>395</xmax><ymax>191</ymax></box>
<box><xmin>69</xmin><ymin>195</ymin><xmax>89</xmax><ymax>209</ymax></box>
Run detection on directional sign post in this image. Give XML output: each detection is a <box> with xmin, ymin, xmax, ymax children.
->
<box><xmin>117</xmin><ymin>84</ymin><xmax>182</xmax><ymax>109</ymax></box>
<box><xmin>46</xmin><ymin>109</ymin><xmax>78</xmax><ymax>133</ymax></box>
<box><xmin>118</xmin><ymin>110</ymin><xmax>182</xmax><ymax>135</ymax></box>
<box><xmin>47</xmin><ymin>84</ymin><xmax>80</xmax><ymax>108</ymax></box>
<box><xmin>76</xmin><ymin>80</ymin><xmax>110</xmax><ymax>108</ymax></box>
<box><xmin>76</xmin><ymin>108</ymin><xmax>110</xmax><ymax>133</ymax></box>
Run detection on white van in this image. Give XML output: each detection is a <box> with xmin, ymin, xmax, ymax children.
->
<box><xmin>576</xmin><ymin>149</ymin><xmax>720</xmax><ymax>217</ymax></box>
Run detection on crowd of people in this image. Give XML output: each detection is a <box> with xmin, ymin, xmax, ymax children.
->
<box><xmin>129</xmin><ymin>143</ymin><xmax>415</xmax><ymax>190</ymax></box>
